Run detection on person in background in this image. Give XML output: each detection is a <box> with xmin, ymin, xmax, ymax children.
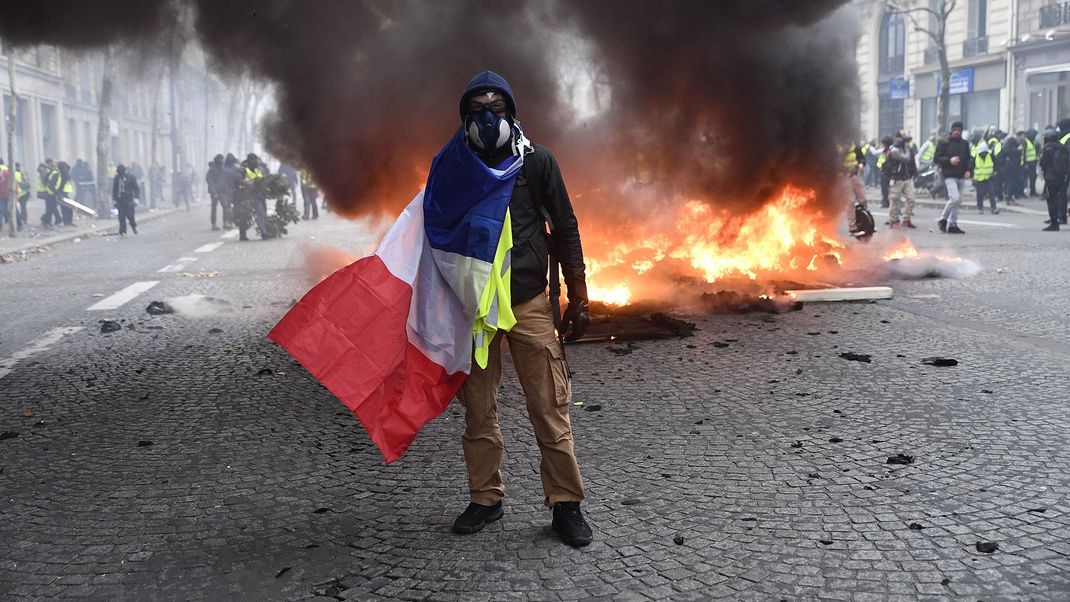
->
<box><xmin>112</xmin><ymin>164</ymin><xmax>140</xmax><ymax>237</ymax></box>
<box><xmin>15</xmin><ymin>164</ymin><xmax>29</xmax><ymax>231</ymax></box>
<box><xmin>998</xmin><ymin>135</ymin><xmax>1021</xmax><ymax>205</ymax></box>
<box><xmin>972</xmin><ymin>141</ymin><xmax>997</xmax><ymax>215</ymax></box>
<box><xmin>886</xmin><ymin>130</ymin><xmax>917</xmax><ymax>229</ymax></box>
<box><xmin>877</xmin><ymin>134</ymin><xmax>892</xmax><ymax>209</ymax></box>
<box><xmin>278</xmin><ymin>162</ymin><xmax>300</xmax><ymax>206</ymax></box>
<box><xmin>1019</xmin><ymin>130</ymin><xmax>1038</xmax><ymax>198</ymax></box>
<box><xmin>205</xmin><ymin>155</ymin><xmax>228</xmax><ymax>231</ymax></box>
<box><xmin>37</xmin><ymin>162</ymin><xmax>60</xmax><ymax>230</ymax></box>
<box><xmin>1039</xmin><ymin>129</ymin><xmax>1068</xmax><ymax>231</ymax></box>
<box><xmin>933</xmin><ymin>121</ymin><xmax>971</xmax><ymax>234</ymax></box>
<box><xmin>51</xmin><ymin>162</ymin><xmax>75</xmax><ymax>227</ymax></box>
<box><xmin>300</xmin><ymin>168</ymin><xmax>319</xmax><ymax>220</ymax></box>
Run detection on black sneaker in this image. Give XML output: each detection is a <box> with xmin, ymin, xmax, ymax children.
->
<box><xmin>551</xmin><ymin>502</ymin><xmax>593</xmax><ymax>547</ymax></box>
<box><xmin>938</xmin><ymin>219</ymin><xmax>947</xmax><ymax>233</ymax></box>
<box><xmin>946</xmin><ymin>225</ymin><xmax>965</xmax><ymax>234</ymax></box>
<box><xmin>1043</xmin><ymin>223</ymin><xmax>1060</xmax><ymax>231</ymax></box>
<box><xmin>452</xmin><ymin>501</ymin><xmax>503</xmax><ymax>535</ymax></box>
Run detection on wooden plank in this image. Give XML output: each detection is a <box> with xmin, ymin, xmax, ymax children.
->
<box><xmin>784</xmin><ymin>286</ymin><xmax>893</xmax><ymax>302</ymax></box>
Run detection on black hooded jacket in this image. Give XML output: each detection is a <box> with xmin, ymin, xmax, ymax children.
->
<box><xmin>460</xmin><ymin>71</ymin><xmax>587</xmax><ymax>304</ymax></box>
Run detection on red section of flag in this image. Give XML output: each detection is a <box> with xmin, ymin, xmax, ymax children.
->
<box><xmin>268</xmin><ymin>255</ymin><xmax>465</xmax><ymax>463</ymax></box>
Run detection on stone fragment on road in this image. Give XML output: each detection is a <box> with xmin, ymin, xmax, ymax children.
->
<box><xmin>100</xmin><ymin>320</ymin><xmax>122</xmax><ymax>333</ymax></box>
<box><xmin>975</xmin><ymin>541</ymin><xmax>999</xmax><ymax>553</ymax></box>
<box><xmin>887</xmin><ymin>453</ymin><xmax>914</xmax><ymax>465</ymax></box>
<box><xmin>839</xmin><ymin>352</ymin><xmax>871</xmax><ymax>363</ymax></box>
<box><xmin>146</xmin><ymin>301</ymin><xmax>175</xmax><ymax>315</ymax></box>
<box><xmin>922</xmin><ymin>357</ymin><xmax>958</xmax><ymax>366</ymax></box>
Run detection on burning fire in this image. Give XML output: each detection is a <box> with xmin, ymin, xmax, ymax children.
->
<box><xmin>584</xmin><ymin>186</ymin><xmax>844</xmax><ymax>304</ymax></box>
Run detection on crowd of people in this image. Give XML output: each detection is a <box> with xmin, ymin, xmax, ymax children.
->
<box><xmin>0</xmin><ymin>151</ymin><xmax>325</xmax><ymax>240</ymax></box>
<box><xmin>843</xmin><ymin>119</ymin><xmax>1070</xmax><ymax>234</ymax></box>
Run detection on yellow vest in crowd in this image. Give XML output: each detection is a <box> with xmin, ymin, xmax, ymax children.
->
<box><xmin>1024</xmin><ymin>138</ymin><xmax>1037</xmax><ymax>163</ymax></box>
<box><xmin>973</xmin><ymin>153</ymin><xmax>994</xmax><ymax>181</ymax></box>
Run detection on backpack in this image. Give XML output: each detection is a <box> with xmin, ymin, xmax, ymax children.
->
<box><xmin>0</xmin><ymin>167</ymin><xmax>9</xmax><ymax>200</ymax></box>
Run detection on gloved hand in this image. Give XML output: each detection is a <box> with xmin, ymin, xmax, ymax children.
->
<box><xmin>556</xmin><ymin>275</ymin><xmax>590</xmax><ymax>344</ymax></box>
<box><xmin>560</xmin><ymin>299</ymin><xmax>590</xmax><ymax>342</ymax></box>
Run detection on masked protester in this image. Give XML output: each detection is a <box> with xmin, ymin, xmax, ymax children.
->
<box><xmin>237</xmin><ymin>153</ymin><xmax>271</xmax><ymax>240</ymax></box>
<box><xmin>444</xmin><ymin>71</ymin><xmax>593</xmax><ymax>547</ymax></box>
<box><xmin>112</xmin><ymin>164</ymin><xmax>140</xmax><ymax>236</ymax></box>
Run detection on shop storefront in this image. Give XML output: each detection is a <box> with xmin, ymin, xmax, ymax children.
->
<box><xmin>915</xmin><ymin>60</ymin><xmax>1005</xmax><ymax>136</ymax></box>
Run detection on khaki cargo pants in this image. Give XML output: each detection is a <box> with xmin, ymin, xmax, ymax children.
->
<box><xmin>457</xmin><ymin>294</ymin><xmax>585</xmax><ymax>507</ymax></box>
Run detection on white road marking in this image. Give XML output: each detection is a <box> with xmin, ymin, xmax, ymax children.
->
<box><xmin>0</xmin><ymin>326</ymin><xmax>85</xmax><ymax>380</ymax></box>
<box><xmin>954</xmin><ymin>219</ymin><xmax>1018</xmax><ymax>228</ymax></box>
<box><xmin>87</xmin><ymin>281</ymin><xmax>160</xmax><ymax>311</ymax></box>
<box><xmin>220</xmin><ymin>230</ymin><xmax>239</xmax><ymax>240</ymax></box>
<box><xmin>158</xmin><ymin>257</ymin><xmax>198</xmax><ymax>273</ymax></box>
<box><xmin>195</xmin><ymin>242</ymin><xmax>224</xmax><ymax>253</ymax></box>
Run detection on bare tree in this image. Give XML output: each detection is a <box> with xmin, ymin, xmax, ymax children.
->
<box><xmin>95</xmin><ymin>47</ymin><xmax>116</xmax><ymax>218</ymax></box>
<box><xmin>884</xmin><ymin>0</ymin><xmax>957</xmax><ymax>134</ymax></box>
<box><xmin>5</xmin><ymin>44</ymin><xmax>17</xmax><ymax>236</ymax></box>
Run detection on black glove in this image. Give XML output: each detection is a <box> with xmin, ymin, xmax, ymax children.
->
<box><xmin>560</xmin><ymin>277</ymin><xmax>590</xmax><ymax>342</ymax></box>
<box><xmin>560</xmin><ymin>299</ymin><xmax>590</xmax><ymax>342</ymax></box>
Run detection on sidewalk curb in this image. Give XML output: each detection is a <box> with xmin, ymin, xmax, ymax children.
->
<box><xmin>0</xmin><ymin>206</ymin><xmax>185</xmax><ymax>261</ymax></box>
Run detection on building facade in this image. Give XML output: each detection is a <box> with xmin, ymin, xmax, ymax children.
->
<box><xmin>1</xmin><ymin>42</ymin><xmax>231</xmax><ymax>203</ymax></box>
<box><xmin>856</xmin><ymin>0</ymin><xmax>1070</xmax><ymax>140</ymax></box>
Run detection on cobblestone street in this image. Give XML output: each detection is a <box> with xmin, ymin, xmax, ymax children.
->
<box><xmin>1</xmin><ymin>200</ymin><xmax>1069</xmax><ymax>600</ymax></box>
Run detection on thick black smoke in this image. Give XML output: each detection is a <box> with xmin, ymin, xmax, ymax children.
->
<box><xmin>0</xmin><ymin>1</ymin><xmax>180</xmax><ymax>52</ymax></box>
<box><xmin>0</xmin><ymin>0</ymin><xmax>859</xmax><ymax>217</ymax></box>
<box><xmin>191</xmin><ymin>0</ymin><xmax>563</xmax><ymax>216</ymax></box>
<box><xmin>556</xmin><ymin>0</ymin><xmax>859</xmax><ymax>213</ymax></box>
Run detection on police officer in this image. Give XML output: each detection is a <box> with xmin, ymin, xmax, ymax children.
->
<box><xmin>449</xmin><ymin>71</ymin><xmax>593</xmax><ymax>547</ymax></box>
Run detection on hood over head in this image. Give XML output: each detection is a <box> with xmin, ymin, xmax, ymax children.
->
<box><xmin>459</xmin><ymin>70</ymin><xmax>516</xmax><ymax>119</ymax></box>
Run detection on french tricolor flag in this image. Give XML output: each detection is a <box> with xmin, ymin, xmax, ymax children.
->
<box><xmin>269</xmin><ymin>130</ymin><xmax>522</xmax><ymax>462</ymax></box>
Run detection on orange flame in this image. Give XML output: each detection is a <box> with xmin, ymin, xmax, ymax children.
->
<box><xmin>584</xmin><ymin>186</ymin><xmax>845</xmax><ymax>304</ymax></box>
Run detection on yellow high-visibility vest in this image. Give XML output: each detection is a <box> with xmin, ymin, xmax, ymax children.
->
<box><xmin>244</xmin><ymin>166</ymin><xmax>264</xmax><ymax>180</ymax></box>
<box><xmin>921</xmin><ymin>143</ymin><xmax>935</xmax><ymax>162</ymax></box>
<box><xmin>842</xmin><ymin>144</ymin><xmax>860</xmax><ymax>171</ymax></box>
<box><xmin>987</xmin><ymin>137</ymin><xmax>1002</xmax><ymax>157</ymax></box>
<box><xmin>973</xmin><ymin>153</ymin><xmax>994</xmax><ymax>181</ymax></box>
<box><xmin>1024</xmin><ymin>138</ymin><xmax>1037</xmax><ymax>162</ymax></box>
<box><xmin>876</xmin><ymin>151</ymin><xmax>887</xmax><ymax>169</ymax></box>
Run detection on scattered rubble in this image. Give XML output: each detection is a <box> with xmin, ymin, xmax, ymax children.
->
<box><xmin>0</xmin><ymin>431</ymin><xmax>18</xmax><ymax>441</ymax></box>
<box><xmin>99</xmin><ymin>320</ymin><xmax>122</xmax><ymax>334</ymax></box>
<box><xmin>146</xmin><ymin>301</ymin><xmax>175</xmax><ymax>315</ymax></box>
<box><xmin>137</xmin><ymin>440</ymin><xmax>154</xmax><ymax>447</ymax></box>
<box><xmin>838</xmin><ymin>352</ymin><xmax>871</xmax><ymax>363</ymax></box>
<box><xmin>887</xmin><ymin>454</ymin><xmax>914</xmax><ymax>465</ymax></box>
<box><xmin>975</xmin><ymin>542</ymin><xmax>999</xmax><ymax>553</ymax></box>
<box><xmin>922</xmin><ymin>357</ymin><xmax>958</xmax><ymax>367</ymax></box>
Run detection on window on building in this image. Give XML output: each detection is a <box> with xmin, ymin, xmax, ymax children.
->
<box><xmin>40</xmin><ymin>103</ymin><xmax>58</xmax><ymax>160</ymax></box>
<box><xmin>879</xmin><ymin>11</ymin><xmax>906</xmax><ymax>76</ymax></box>
<box><xmin>965</xmin><ymin>0</ymin><xmax>988</xmax><ymax>56</ymax></box>
<box><xmin>68</xmin><ymin>119</ymin><xmax>79</xmax><ymax>161</ymax></box>
<box><xmin>84</xmin><ymin>121</ymin><xmax>94</xmax><ymax>162</ymax></box>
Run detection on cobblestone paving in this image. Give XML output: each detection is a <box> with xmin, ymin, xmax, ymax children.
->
<box><xmin>1</xmin><ymin>204</ymin><xmax>1069</xmax><ymax>600</ymax></box>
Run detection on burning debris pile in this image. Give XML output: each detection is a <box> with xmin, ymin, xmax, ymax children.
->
<box><xmin>0</xmin><ymin>0</ymin><xmax>978</xmax><ymax>315</ymax></box>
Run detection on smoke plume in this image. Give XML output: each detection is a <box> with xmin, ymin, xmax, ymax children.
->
<box><xmin>0</xmin><ymin>0</ymin><xmax>859</xmax><ymax>218</ymax></box>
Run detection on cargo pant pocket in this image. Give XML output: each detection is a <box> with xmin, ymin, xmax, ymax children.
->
<box><xmin>546</xmin><ymin>342</ymin><xmax>572</xmax><ymax>406</ymax></box>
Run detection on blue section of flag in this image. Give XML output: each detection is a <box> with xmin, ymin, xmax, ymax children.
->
<box><xmin>423</xmin><ymin>129</ymin><xmax>519</xmax><ymax>263</ymax></box>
